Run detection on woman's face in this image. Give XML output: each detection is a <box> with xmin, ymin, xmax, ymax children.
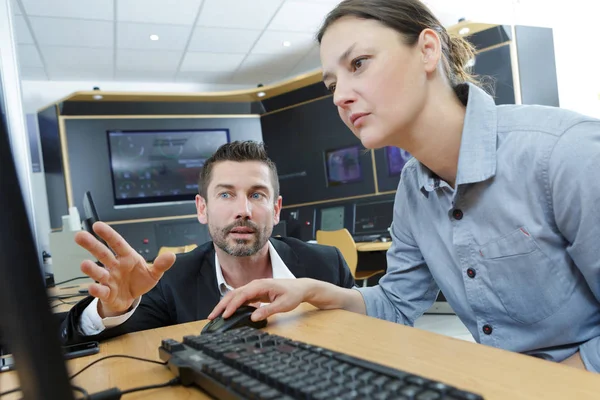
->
<box><xmin>320</xmin><ymin>17</ymin><xmax>430</xmax><ymax>149</ymax></box>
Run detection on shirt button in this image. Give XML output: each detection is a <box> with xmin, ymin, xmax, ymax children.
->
<box><xmin>452</xmin><ymin>209</ymin><xmax>463</xmax><ymax>220</ymax></box>
<box><xmin>482</xmin><ymin>324</ymin><xmax>493</xmax><ymax>335</ymax></box>
<box><xmin>467</xmin><ymin>268</ymin><xmax>476</xmax><ymax>278</ymax></box>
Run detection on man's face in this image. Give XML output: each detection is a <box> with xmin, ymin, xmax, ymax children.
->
<box><xmin>195</xmin><ymin>161</ymin><xmax>282</xmax><ymax>257</ymax></box>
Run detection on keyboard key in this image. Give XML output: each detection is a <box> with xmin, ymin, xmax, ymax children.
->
<box><xmin>159</xmin><ymin>327</ymin><xmax>485</xmax><ymax>400</ymax></box>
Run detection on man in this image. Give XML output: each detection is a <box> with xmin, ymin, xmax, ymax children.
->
<box><xmin>61</xmin><ymin>141</ymin><xmax>355</xmax><ymax>345</ymax></box>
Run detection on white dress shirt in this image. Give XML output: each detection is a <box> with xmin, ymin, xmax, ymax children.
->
<box><xmin>79</xmin><ymin>240</ymin><xmax>295</xmax><ymax>336</ymax></box>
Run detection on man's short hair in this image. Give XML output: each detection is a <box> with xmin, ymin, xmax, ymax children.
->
<box><xmin>198</xmin><ymin>141</ymin><xmax>279</xmax><ymax>202</ymax></box>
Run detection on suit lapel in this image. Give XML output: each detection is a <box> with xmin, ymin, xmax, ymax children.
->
<box><xmin>270</xmin><ymin>238</ymin><xmax>307</xmax><ymax>278</ymax></box>
<box><xmin>194</xmin><ymin>242</ymin><xmax>222</xmax><ymax>320</ymax></box>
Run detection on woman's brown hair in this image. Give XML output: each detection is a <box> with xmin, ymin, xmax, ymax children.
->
<box><xmin>316</xmin><ymin>0</ymin><xmax>478</xmax><ymax>87</ymax></box>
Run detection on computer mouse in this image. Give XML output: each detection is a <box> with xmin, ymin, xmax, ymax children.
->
<box><xmin>201</xmin><ymin>305</ymin><xmax>267</xmax><ymax>335</ymax></box>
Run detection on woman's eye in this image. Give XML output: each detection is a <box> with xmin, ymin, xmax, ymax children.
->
<box><xmin>327</xmin><ymin>83</ymin><xmax>336</xmax><ymax>93</ymax></box>
<box><xmin>352</xmin><ymin>57</ymin><xmax>366</xmax><ymax>70</ymax></box>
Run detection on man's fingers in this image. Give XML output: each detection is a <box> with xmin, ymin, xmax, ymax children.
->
<box><xmin>148</xmin><ymin>252</ymin><xmax>176</xmax><ymax>280</ymax></box>
<box><xmin>75</xmin><ymin>230</ymin><xmax>118</xmax><ymax>268</ymax></box>
<box><xmin>88</xmin><ymin>282</ymin><xmax>110</xmax><ymax>301</ymax></box>
<box><xmin>92</xmin><ymin>221</ymin><xmax>136</xmax><ymax>258</ymax></box>
<box><xmin>80</xmin><ymin>260</ymin><xmax>110</xmax><ymax>284</ymax></box>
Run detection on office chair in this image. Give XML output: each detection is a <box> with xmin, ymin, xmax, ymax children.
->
<box><xmin>316</xmin><ymin>229</ymin><xmax>386</xmax><ymax>287</ymax></box>
<box><xmin>157</xmin><ymin>244</ymin><xmax>198</xmax><ymax>257</ymax></box>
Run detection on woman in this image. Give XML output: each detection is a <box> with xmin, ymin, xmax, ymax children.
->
<box><xmin>210</xmin><ymin>0</ymin><xmax>600</xmax><ymax>372</ymax></box>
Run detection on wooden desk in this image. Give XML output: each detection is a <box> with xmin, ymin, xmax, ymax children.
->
<box><xmin>48</xmin><ymin>284</ymin><xmax>89</xmax><ymax>313</ymax></box>
<box><xmin>1</xmin><ymin>304</ymin><xmax>598</xmax><ymax>399</ymax></box>
<box><xmin>356</xmin><ymin>241</ymin><xmax>392</xmax><ymax>252</ymax></box>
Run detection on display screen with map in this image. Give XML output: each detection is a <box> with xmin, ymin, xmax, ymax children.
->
<box><xmin>107</xmin><ymin>129</ymin><xmax>230</xmax><ymax>206</ymax></box>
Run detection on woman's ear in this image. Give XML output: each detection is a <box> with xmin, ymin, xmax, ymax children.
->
<box><xmin>419</xmin><ymin>28</ymin><xmax>442</xmax><ymax>73</ymax></box>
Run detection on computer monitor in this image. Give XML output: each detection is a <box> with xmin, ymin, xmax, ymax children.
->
<box><xmin>107</xmin><ymin>129</ymin><xmax>229</xmax><ymax>207</ymax></box>
<box><xmin>0</xmin><ymin>73</ymin><xmax>74</xmax><ymax>398</ymax></box>
<box><xmin>324</xmin><ymin>145</ymin><xmax>363</xmax><ymax>186</ymax></box>
<box><xmin>354</xmin><ymin>200</ymin><xmax>394</xmax><ymax>236</ymax></box>
<box><xmin>320</xmin><ymin>206</ymin><xmax>345</xmax><ymax>231</ymax></box>
<box><xmin>386</xmin><ymin>146</ymin><xmax>412</xmax><ymax>176</ymax></box>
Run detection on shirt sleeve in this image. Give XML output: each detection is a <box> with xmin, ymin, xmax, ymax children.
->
<box><xmin>78</xmin><ymin>297</ymin><xmax>142</xmax><ymax>336</ymax></box>
<box><xmin>548</xmin><ymin>120</ymin><xmax>600</xmax><ymax>372</ymax></box>
<box><xmin>356</xmin><ymin>179</ymin><xmax>439</xmax><ymax>326</ymax></box>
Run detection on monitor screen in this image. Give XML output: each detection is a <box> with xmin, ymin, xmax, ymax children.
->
<box><xmin>386</xmin><ymin>146</ymin><xmax>412</xmax><ymax>176</ymax></box>
<box><xmin>107</xmin><ymin>129</ymin><xmax>230</xmax><ymax>206</ymax></box>
<box><xmin>354</xmin><ymin>200</ymin><xmax>394</xmax><ymax>235</ymax></box>
<box><xmin>320</xmin><ymin>206</ymin><xmax>345</xmax><ymax>231</ymax></box>
<box><xmin>324</xmin><ymin>145</ymin><xmax>363</xmax><ymax>186</ymax></box>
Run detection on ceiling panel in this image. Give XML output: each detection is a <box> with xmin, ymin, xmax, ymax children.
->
<box><xmin>17</xmin><ymin>44</ymin><xmax>44</xmax><ymax>68</ymax></box>
<box><xmin>180</xmin><ymin>52</ymin><xmax>246</xmax><ymax>72</ymax></box>
<box><xmin>267</xmin><ymin>1</ymin><xmax>335</xmax><ymax>32</ymax></box>
<box><xmin>197</xmin><ymin>0</ymin><xmax>283</xmax><ymax>30</ymax></box>
<box><xmin>20</xmin><ymin>0</ymin><xmax>114</xmax><ymax>21</ymax></box>
<box><xmin>42</xmin><ymin>46</ymin><xmax>114</xmax><ymax>68</ymax></box>
<box><xmin>13</xmin><ymin>15</ymin><xmax>34</xmax><ymax>44</ymax></box>
<box><xmin>118</xmin><ymin>0</ymin><xmax>202</xmax><ymax>25</ymax></box>
<box><xmin>289</xmin><ymin>45</ymin><xmax>321</xmax><ymax>76</ymax></box>
<box><xmin>10</xmin><ymin>0</ymin><xmax>22</xmax><ymax>15</ymax></box>
<box><xmin>19</xmin><ymin>67</ymin><xmax>48</xmax><ymax>80</ymax></box>
<box><xmin>252</xmin><ymin>30</ymin><xmax>314</xmax><ymax>55</ymax></box>
<box><xmin>230</xmin><ymin>70</ymin><xmax>281</xmax><ymax>85</ymax></box>
<box><xmin>115</xmin><ymin>70</ymin><xmax>177</xmax><ymax>82</ymax></box>
<box><xmin>188</xmin><ymin>27</ymin><xmax>262</xmax><ymax>54</ymax></box>
<box><xmin>117</xmin><ymin>22</ymin><xmax>191</xmax><ymax>50</ymax></box>
<box><xmin>46</xmin><ymin>65</ymin><xmax>114</xmax><ymax>81</ymax></box>
<box><xmin>176</xmin><ymin>70</ymin><xmax>234</xmax><ymax>84</ymax></box>
<box><xmin>30</xmin><ymin>17</ymin><xmax>113</xmax><ymax>48</ymax></box>
<box><xmin>117</xmin><ymin>49</ymin><xmax>182</xmax><ymax>71</ymax></box>
<box><xmin>239</xmin><ymin>52</ymin><xmax>304</xmax><ymax>76</ymax></box>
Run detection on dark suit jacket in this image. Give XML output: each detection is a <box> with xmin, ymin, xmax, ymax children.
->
<box><xmin>61</xmin><ymin>237</ymin><xmax>355</xmax><ymax>345</ymax></box>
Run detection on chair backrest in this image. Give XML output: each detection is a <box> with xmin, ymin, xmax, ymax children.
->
<box><xmin>157</xmin><ymin>244</ymin><xmax>198</xmax><ymax>257</ymax></box>
<box><xmin>316</xmin><ymin>229</ymin><xmax>358</xmax><ymax>276</ymax></box>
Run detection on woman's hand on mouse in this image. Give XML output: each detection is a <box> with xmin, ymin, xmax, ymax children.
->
<box><xmin>75</xmin><ymin>221</ymin><xmax>176</xmax><ymax>318</ymax></box>
<box><xmin>208</xmin><ymin>278</ymin><xmax>367</xmax><ymax>321</ymax></box>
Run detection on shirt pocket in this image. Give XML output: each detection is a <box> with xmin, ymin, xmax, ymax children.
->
<box><xmin>479</xmin><ymin>227</ymin><xmax>568</xmax><ymax>325</ymax></box>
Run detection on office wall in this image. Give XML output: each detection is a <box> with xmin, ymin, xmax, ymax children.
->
<box><xmin>57</xmin><ymin>116</ymin><xmax>262</xmax><ymax>227</ymax></box>
<box><xmin>261</xmin><ymin>97</ymin><xmax>380</xmax><ymax>207</ymax></box>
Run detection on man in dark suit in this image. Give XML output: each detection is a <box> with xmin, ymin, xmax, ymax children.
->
<box><xmin>61</xmin><ymin>141</ymin><xmax>355</xmax><ymax>345</ymax></box>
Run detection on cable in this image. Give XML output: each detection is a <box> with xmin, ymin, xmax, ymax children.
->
<box><xmin>117</xmin><ymin>377</ymin><xmax>180</xmax><ymax>396</ymax></box>
<box><xmin>72</xmin><ymin>385</ymin><xmax>90</xmax><ymax>400</ymax></box>
<box><xmin>0</xmin><ymin>355</ymin><xmax>168</xmax><ymax>398</ymax></box>
<box><xmin>54</xmin><ymin>276</ymin><xmax>90</xmax><ymax>286</ymax></box>
<box><xmin>69</xmin><ymin>355</ymin><xmax>167</xmax><ymax>380</ymax></box>
<box><xmin>0</xmin><ymin>387</ymin><xmax>20</xmax><ymax>397</ymax></box>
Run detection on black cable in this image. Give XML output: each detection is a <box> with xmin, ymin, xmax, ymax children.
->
<box><xmin>0</xmin><ymin>355</ymin><xmax>168</xmax><ymax>398</ymax></box>
<box><xmin>54</xmin><ymin>276</ymin><xmax>90</xmax><ymax>286</ymax></box>
<box><xmin>69</xmin><ymin>354</ymin><xmax>167</xmax><ymax>380</ymax></box>
<box><xmin>0</xmin><ymin>387</ymin><xmax>20</xmax><ymax>397</ymax></box>
<box><xmin>72</xmin><ymin>384</ymin><xmax>90</xmax><ymax>400</ymax></box>
<box><xmin>119</xmin><ymin>377</ymin><xmax>180</xmax><ymax>396</ymax></box>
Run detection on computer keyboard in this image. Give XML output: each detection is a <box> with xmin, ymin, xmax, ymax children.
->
<box><xmin>159</xmin><ymin>326</ymin><xmax>484</xmax><ymax>400</ymax></box>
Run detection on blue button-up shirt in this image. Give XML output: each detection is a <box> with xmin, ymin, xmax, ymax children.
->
<box><xmin>357</xmin><ymin>83</ymin><xmax>600</xmax><ymax>372</ymax></box>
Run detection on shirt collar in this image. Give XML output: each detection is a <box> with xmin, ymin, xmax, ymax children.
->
<box><xmin>417</xmin><ymin>82</ymin><xmax>498</xmax><ymax>194</ymax></box>
<box><xmin>214</xmin><ymin>239</ymin><xmax>295</xmax><ymax>296</ymax></box>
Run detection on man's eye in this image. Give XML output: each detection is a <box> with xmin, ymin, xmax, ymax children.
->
<box><xmin>219</xmin><ymin>193</ymin><xmax>231</xmax><ymax>198</ymax></box>
<box><xmin>251</xmin><ymin>193</ymin><xmax>263</xmax><ymax>199</ymax></box>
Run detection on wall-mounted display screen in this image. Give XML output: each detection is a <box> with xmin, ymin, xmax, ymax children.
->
<box><xmin>386</xmin><ymin>146</ymin><xmax>412</xmax><ymax>176</ymax></box>
<box><xmin>320</xmin><ymin>206</ymin><xmax>345</xmax><ymax>231</ymax></box>
<box><xmin>107</xmin><ymin>129</ymin><xmax>229</xmax><ymax>206</ymax></box>
<box><xmin>324</xmin><ymin>145</ymin><xmax>363</xmax><ymax>186</ymax></box>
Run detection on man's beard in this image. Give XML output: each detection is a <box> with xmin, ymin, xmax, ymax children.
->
<box><xmin>209</xmin><ymin>219</ymin><xmax>271</xmax><ymax>257</ymax></box>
